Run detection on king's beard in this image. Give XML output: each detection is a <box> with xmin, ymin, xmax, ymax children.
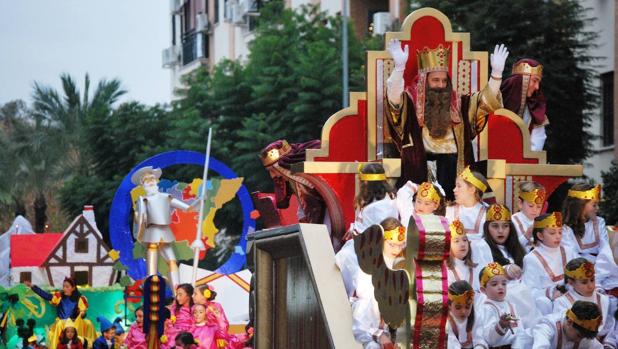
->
<box><xmin>424</xmin><ymin>87</ymin><xmax>452</xmax><ymax>138</ymax></box>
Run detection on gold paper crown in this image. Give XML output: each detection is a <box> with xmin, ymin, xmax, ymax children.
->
<box><xmin>260</xmin><ymin>140</ymin><xmax>292</xmax><ymax>167</ymax></box>
<box><xmin>533</xmin><ymin>212</ymin><xmax>563</xmax><ymax>229</ymax></box>
<box><xmin>460</xmin><ymin>167</ymin><xmax>487</xmax><ymax>193</ymax></box>
<box><xmin>565</xmin><ymin>261</ymin><xmax>595</xmax><ymax>281</ymax></box>
<box><xmin>449</xmin><ymin>219</ymin><xmax>465</xmax><ymax>238</ymax></box>
<box><xmin>383</xmin><ymin>226</ymin><xmax>406</xmax><ymax>243</ymax></box>
<box><xmin>566</xmin><ymin>309</ymin><xmax>602</xmax><ymax>332</ymax></box>
<box><xmin>480</xmin><ymin>262</ymin><xmax>506</xmax><ymax>287</ymax></box>
<box><xmin>418</xmin><ymin>182</ymin><xmax>441</xmax><ymax>205</ymax></box>
<box><xmin>520</xmin><ymin>188</ymin><xmax>546</xmax><ymax>205</ymax></box>
<box><xmin>512</xmin><ymin>61</ymin><xmax>543</xmax><ymax>76</ymax></box>
<box><xmin>448</xmin><ymin>289</ymin><xmax>475</xmax><ymax>306</ymax></box>
<box><xmin>567</xmin><ymin>185</ymin><xmax>602</xmax><ymax>201</ymax></box>
<box><xmin>357</xmin><ymin>163</ymin><xmax>387</xmax><ymax>181</ymax></box>
<box><xmin>486</xmin><ymin>204</ymin><xmax>511</xmax><ymax>222</ymax></box>
<box><xmin>416</xmin><ymin>44</ymin><xmax>450</xmax><ymax>73</ymax></box>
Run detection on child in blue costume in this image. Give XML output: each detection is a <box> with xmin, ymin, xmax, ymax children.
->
<box><xmin>27</xmin><ymin>277</ymin><xmax>96</xmax><ymax>349</ymax></box>
<box><xmin>93</xmin><ymin>317</ymin><xmax>116</xmax><ymax>349</ymax></box>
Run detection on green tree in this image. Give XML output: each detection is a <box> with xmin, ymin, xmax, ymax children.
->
<box><xmin>409</xmin><ymin>0</ymin><xmax>599</xmax><ymax>164</ymax></box>
<box><xmin>32</xmin><ymin>74</ymin><xmax>126</xmax><ymax>176</ymax></box>
<box><xmin>600</xmin><ymin>162</ymin><xmax>618</xmax><ymax>225</ymax></box>
<box><xmin>60</xmin><ymin>102</ymin><xmax>169</xmax><ymax>241</ymax></box>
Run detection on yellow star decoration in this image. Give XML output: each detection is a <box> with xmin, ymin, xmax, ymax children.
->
<box><xmin>108</xmin><ymin>249</ymin><xmax>120</xmax><ymax>261</ymax></box>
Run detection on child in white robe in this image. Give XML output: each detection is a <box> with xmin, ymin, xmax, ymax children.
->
<box><xmin>446</xmin><ymin>220</ymin><xmax>481</xmax><ymax>292</ymax></box>
<box><xmin>396</xmin><ymin>181</ymin><xmax>445</xmax><ymax>228</ymax></box>
<box><xmin>351</xmin><ymin>218</ymin><xmax>405</xmax><ymax>349</ymax></box>
<box><xmin>553</xmin><ymin>258</ymin><xmax>616</xmax><ymax>348</ymax></box>
<box><xmin>473</xmin><ymin>204</ymin><xmax>538</xmax><ymax>331</ymax></box>
<box><xmin>532</xmin><ymin>300</ymin><xmax>604</xmax><ymax>349</ymax></box>
<box><xmin>447</xmin><ymin>280</ymin><xmax>487</xmax><ymax>349</ymax></box>
<box><xmin>479</xmin><ymin>262</ymin><xmax>531</xmax><ymax>348</ymax></box>
<box><xmin>446</xmin><ymin>167</ymin><xmax>489</xmax><ymax>241</ymax></box>
<box><xmin>335</xmin><ymin>163</ymin><xmax>398</xmax><ymax>299</ymax></box>
<box><xmin>562</xmin><ymin>184</ymin><xmax>615</xmax><ymax>267</ymax></box>
<box><xmin>523</xmin><ymin>212</ymin><xmax>577</xmax><ymax>315</ymax></box>
<box><xmin>511</xmin><ymin>181</ymin><xmax>545</xmax><ymax>252</ymax></box>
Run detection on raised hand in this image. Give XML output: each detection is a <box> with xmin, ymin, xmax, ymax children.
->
<box><xmin>490</xmin><ymin>44</ymin><xmax>509</xmax><ymax>77</ymax></box>
<box><xmin>387</xmin><ymin>39</ymin><xmax>409</xmax><ymax>72</ymax></box>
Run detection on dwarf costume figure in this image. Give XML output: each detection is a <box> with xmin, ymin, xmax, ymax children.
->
<box><xmin>500</xmin><ymin>59</ymin><xmax>547</xmax><ymax>151</ymax></box>
<box><xmin>385</xmin><ymin>40</ymin><xmax>509</xmax><ymax>199</ymax></box>
<box><xmin>132</xmin><ymin>166</ymin><xmax>197</xmax><ymax>289</ymax></box>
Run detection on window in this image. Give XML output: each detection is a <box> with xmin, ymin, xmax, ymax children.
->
<box><xmin>75</xmin><ymin>237</ymin><xmax>89</xmax><ymax>253</ymax></box>
<box><xmin>20</xmin><ymin>272</ymin><xmax>32</xmax><ymax>283</ymax></box>
<box><xmin>215</xmin><ymin>0</ymin><xmax>220</xmax><ymax>24</ymax></box>
<box><xmin>74</xmin><ymin>271</ymin><xmax>89</xmax><ymax>286</ymax></box>
<box><xmin>601</xmin><ymin>71</ymin><xmax>614</xmax><ymax>147</ymax></box>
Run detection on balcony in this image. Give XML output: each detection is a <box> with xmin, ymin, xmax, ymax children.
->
<box><xmin>182</xmin><ymin>31</ymin><xmax>209</xmax><ymax>66</ymax></box>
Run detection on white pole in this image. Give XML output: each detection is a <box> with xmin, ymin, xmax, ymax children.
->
<box><xmin>191</xmin><ymin>128</ymin><xmax>213</xmax><ymax>286</ymax></box>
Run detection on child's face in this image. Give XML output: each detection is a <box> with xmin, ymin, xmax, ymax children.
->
<box><xmin>176</xmin><ymin>288</ymin><xmax>190</xmax><ymax>306</ymax></box>
<box><xmin>564</xmin><ymin>319</ymin><xmax>583</xmax><ymax>342</ymax></box>
<box><xmin>192</xmin><ymin>289</ymin><xmax>207</xmax><ymax>305</ymax></box>
<box><xmin>63</xmin><ymin>281</ymin><xmax>75</xmax><ymax>296</ymax></box>
<box><xmin>383</xmin><ymin>239</ymin><xmax>406</xmax><ymax>258</ymax></box>
<box><xmin>450</xmin><ymin>235</ymin><xmax>469</xmax><ymax>260</ymax></box>
<box><xmin>568</xmin><ymin>277</ymin><xmax>596</xmax><ymax>297</ymax></box>
<box><xmin>103</xmin><ymin>328</ymin><xmax>115</xmax><ymax>341</ymax></box>
<box><xmin>193</xmin><ymin>305</ymin><xmax>207</xmax><ymax>324</ymax></box>
<box><xmin>487</xmin><ymin>221</ymin><xmax>510</xmax><ymax>245</ymax></box>
<box><xmin>454</xmin><ymin>177</ymin><xmax>476</xmax><ymax>205</ymax></box>
<box><xmin>482</xmin><ymin>275</ymin><xmax>508</xmax><ymax>301</ymax></box>
<box><xmin>414</xmin><ymin>197</ymin><xmax>438</xmax><ymax>215</ymax></box>
<box><xmin>65</xmin><ymin>327</ymin><xmax>76</xmax><ymax>340</ymax></box>
<box><xmin>135</xmin><ymin>310</ymin><xmax>144</xmax><ymax>325</ymax></box>
<box><xmin>583</xmin><ymin>200</ymin><xmax>598</xmax><ymax>219</ymax></box>
<box><xmin>519</xmin><ymin>199</ymin><xmax>542</xmax><ymax>220</ymax></box>
<box><xmin>448</xmin><ymin>302</ymin><xmax>473</xmax><ymax>322</ymax></box>
<box><xmin>536</xmin><ymin>227</ymin><xmax>562</xmax><ymax>248</ymax></box>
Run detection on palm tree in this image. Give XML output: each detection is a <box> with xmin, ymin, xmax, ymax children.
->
<box><xmin>31</xmin><ymin>73</ymin><xmax>126</xmax><ymax>177</ymax></box>
<box><xmin>5</xmin><ymin>74</ymin><xmax>127</xmax><ymax>232</ymax></box>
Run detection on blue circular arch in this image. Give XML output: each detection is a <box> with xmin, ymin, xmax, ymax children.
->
<box><xmin>109</xmin><ymin>150</ymin><xmax>255</xmax><ymax>280</ymax></box>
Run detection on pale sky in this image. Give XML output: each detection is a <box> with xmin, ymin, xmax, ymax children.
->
<box><xmin>0</xmin><ymin>0</ymin><xmax>171</xmax><ymax>106</ymax></box>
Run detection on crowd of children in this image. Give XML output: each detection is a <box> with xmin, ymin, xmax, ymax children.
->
<box><xmin>24</xmin><ymin>279</ymin><xmax>251</xmax><ymax>349</ymax></box>
<box><xmin>337</xmin><ymin>163</ymin><xmax>618</xmax><ymax>348</ymax></box>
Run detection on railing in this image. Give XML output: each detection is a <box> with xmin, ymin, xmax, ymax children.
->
<box><xmin>182</xmin><ymin>31</ymin><xmax>208</xmax><ymax>66</ymax></box>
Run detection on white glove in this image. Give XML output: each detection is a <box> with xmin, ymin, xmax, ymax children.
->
<box><xmin>490</xmin><ymin>43</ymin><xmax>509</xmax><ymax>77</ymax></box>
<box><xmin>387</xmin><ymin>39</ymin><xmax>409</xmax><ymax>72</ymax></box>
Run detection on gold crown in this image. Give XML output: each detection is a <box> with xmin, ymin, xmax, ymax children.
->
<box><xmin>460</xmin><ymin>167</ymin><xmax>487</xmax><ymax>193</ymax></box>
<box><xmin>416</xmin><ymin>44</ymin><xmax>450</xmax><ymax>73</ymax></box>
<box><xmin>418</xmin><ymin>182</ymin><xmax>441</xmax><ymax>205</ymax></box>
<box><xmin>449</xmin><ymin>219</ymin><xmax>465</xmax><ymax>238</ymax></box>
<box><xmin>565</xmin><ymin>261</ymin><xmax>595</xmax><ymax>281</ymax></box>
<box><xmin>566</xmin><ymin>309</ymin><xmax>602</xmax><ymax>332</ymax></box>
<box><xmin>512</xmin><ymin>61</ymin><xmax>543</xmax><ymax>76</ymax></box>
<box><xmin>520</xmin><ymin>188</ymin><xmax>546</xmax><ymax>205</ymax></box>
<box><xmin>383</xmin><ymin>226</ymin><xmax>406</xmax><ymax>243</ymax></box>
<box><xmin>357</xmin><ymin>163</ymin><xmax>387</xmax><ymax>181</ymax></box>
<box><xmin>533</xmin><ymin>212</ymin><xmax>563</xmax><ymax>229</ymax></box>
<box><xmin>568</xmin><ymin>185</ymin><xmax>601</xmax><ymax>201</ymax></box>
<box><xmin>260</xmin><ymin>140</ymin><xmax>292</xmax><ymax>167</ymax></box>
<box><xmin>480</xmin><ymin>262</ymin><xmax>506</xmax><ymax>287</ymax></box>
<box><xmin>486</xmin><ymin>204</ymin><xmax>511</xmax><ymax>222</ymax></box>
<box><xmin>448</xmin><ymin>289</ymin><xmax>475</xmax><ymax>306</ymax></box>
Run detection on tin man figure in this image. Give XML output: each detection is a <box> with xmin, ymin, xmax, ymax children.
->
<box><xmin>132</xmin><ymin>166</ymin><xmax>198</xmax><ymax>289</ymax></box>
